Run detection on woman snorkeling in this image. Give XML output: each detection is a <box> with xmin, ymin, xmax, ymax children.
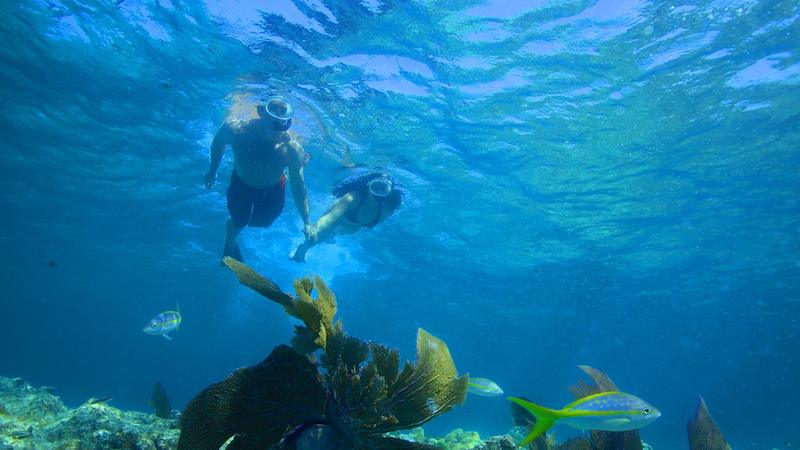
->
<box><xmin>290</xmin><ymin>170</ymin><xmax>402</xmax><ymax>262</ymax></box>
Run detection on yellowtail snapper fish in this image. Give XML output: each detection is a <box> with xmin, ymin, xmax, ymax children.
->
<box><xmin>466</xmin><ymin>377</ymin><xmax>504</xmax><ymax>397</ymax></box>
<box><xmin>143</xmin><ymin>304</ymin><xmax>181</xmax><ymax>341</ymax></box>
<box><xmin>508</xmin><ymin>391</ymin><xmax>661</xmax><ymax>446</ymax></box>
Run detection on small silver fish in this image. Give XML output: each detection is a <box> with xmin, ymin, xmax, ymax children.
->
<box><xmin>467</xmin><ymin>377</ymin><xmax>504</xmax><ymax>397</ymax></box>
<box><xmin>143</xmin><ymin>304</ymin><xmax>182</xmax><ymax>340</ymax></box>
<box><xmin>219</xmin><ymin>433</ymin><xmax>241</xmax><ymax>450</ymax></box>
<box><xmin>87</xmin><ymin>396</ymin><xmax>113</xmax><ymax>405</ymax></box>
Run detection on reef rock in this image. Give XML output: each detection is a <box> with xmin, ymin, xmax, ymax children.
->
<box><xmin>473</xmin><ymin>435</ymin><xmax>518</xmax><ymax>450</ymax></box>
<box><xmin>0</xmin><ymin>376</ymin><xmax>178</xmax><ymax>450</ymax></box>
<box><xmin>435</xmin><ymin>428</ymin><xmax>482</xmax><ymax>449</ymax></box>
<box><xmin>688</xmin><ymin>396</ymin><xmax>728</xmax><ymax>450</ymax></box>
<box><xmin>556</xmin><ymin>437</ymin><xmax>593</xmax><ymax>450</ymax></box>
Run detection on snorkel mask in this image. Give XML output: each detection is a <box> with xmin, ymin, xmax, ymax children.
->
<box><xmin>257</xmin><ymin>96</ymin><xmax>294</xmax><ymax>131</ymax></box>
<box><xmin>367</xmin><ymin>176</ymin><xmax>393</xmax><ymax>199</ymax></box>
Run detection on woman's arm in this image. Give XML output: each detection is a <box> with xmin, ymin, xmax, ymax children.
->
<box><xmin>312</xmin><ymin>192</ymin><xmax>358</xmax><ymax>242</ymax></box>
<box><xmin>290</xmin><ymin>192</ymin><xmax>358</xmax><ymax>262</ymax></box>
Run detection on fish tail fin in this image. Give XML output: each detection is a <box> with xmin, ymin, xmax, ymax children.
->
<box><xmin>508</xmin><ymin>397</ymin><xmax>560</xmax><ymax>446</ymax></box>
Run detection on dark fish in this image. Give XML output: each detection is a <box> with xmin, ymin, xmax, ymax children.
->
<box><xmin>149</xmin><ymin>381</ymin><xmax>171</xmax><ymax>419</ymax></box>
<box><xmin>687</xmin><ymin>396</ymin><xmax>729</xmax><ymax>450</ymax></box>
<box><xmin>11</xmin><ymin>426</ymin><xmax>33</xmax><ymax>439</ymax></box>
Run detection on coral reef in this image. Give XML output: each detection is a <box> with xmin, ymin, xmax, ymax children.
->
<box><xmin>473</xmin><ymin>435</ymin><xmax>518</xmax><ymax>450</ymax></box>
<box><xmin>555</xmin><ymin>438</ymin><xmax>593</xmax><ymax>450</ymax></box>
<box><xmin>687</xmin><ymin>396</ymin><xmax>729</xmax><ymax>450</ymax></box>
<box><xmin>1</xmin><ymin>373</ymin><xmax>660</xmax><ymax>450</ymax></box>
<box><xmin>177</xmin><ymin>259</ymin><xmax>468</xmax><ymax>449</ymax></box>
<box><xmin>391</xmin><ymin>428</ymin><xmax>516</xmax><ymax>450</ymax></box>
<box><xmin>178</xmin><ymin>344</ymin><xmax>327</xmax><ymax>449</ymax></box>
<box><xmin>435</xmin><ymin>428</ymin><xmax>482</xmax><ymax>449</ymax></box>
<box><xmin>0</xmin><ymin>376</ymin><xmax>178</xmax><ymax>450</ymax></box>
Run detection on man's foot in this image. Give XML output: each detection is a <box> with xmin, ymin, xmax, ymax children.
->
<box><xmin>289</xmin><ymin>246</ymin><xmax>306</xmax><ymax>263</ymax></box>
<box><xmin>223</xmin><ymin>242</ymin><xmax>244</xmax><ymax>263</ymax></box>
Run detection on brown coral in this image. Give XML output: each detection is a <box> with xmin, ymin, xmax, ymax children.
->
<box><xmin>177</xmin><ymin>345</ymin><xmax>326</xmax><ymax>450</ymax></box>
<box><xmin>224</xmin><ymin>257</ymin><xmax>338</xmax><ymax>352</ymax></box>
<box><xmin>178</xmin><ymin>260</ymin><xmax>468</xmax><ymax>449</ymax></box>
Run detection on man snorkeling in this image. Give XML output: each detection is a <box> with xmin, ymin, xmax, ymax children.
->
<box><xmin>290</xmin><ymin>170</ymin><xmax>402</xmax><ymax>262</ymax></box>
<box><xmin>204</xmin><ymin>96</ymin><xmax>312</xmax><ymax>262</ymax></box>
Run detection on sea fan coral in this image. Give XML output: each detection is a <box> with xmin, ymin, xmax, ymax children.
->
<box><xmin>178</xmin><ymin>259</ymin><xmax>468</xmax><ymax>449</ymax></box>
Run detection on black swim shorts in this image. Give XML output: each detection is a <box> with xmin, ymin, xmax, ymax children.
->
<box><xmin>226</xmin><ymin>171</ymin><xmax>286</xmax><ymax>229</ymax></box>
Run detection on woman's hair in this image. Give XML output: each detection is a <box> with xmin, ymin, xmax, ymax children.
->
<box><xmin>331</xmin><ymin>169</ymin><xmax>403</xmax><ymax>209</ymax></box>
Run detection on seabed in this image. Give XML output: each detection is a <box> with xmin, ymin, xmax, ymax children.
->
<box><xmin>0</xmin><ymin>375</ymin><xmax>661</xmax><ymax>450</ymax></box>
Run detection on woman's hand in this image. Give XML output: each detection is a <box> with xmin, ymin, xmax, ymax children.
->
<box><xmin>304</xmin><ymin>223</ymin><xmax>318</xmax><ymax>243</ymax></box>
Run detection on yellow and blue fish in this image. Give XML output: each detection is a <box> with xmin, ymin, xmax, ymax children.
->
<box><xmin>143</xmin><ymin>305</ymin><xmax>181</xmax><ymax>341</ymax></box>
<box><xmin>509</xmin><ymin>391</ymin><xmax>661</xmax><ymax>446</ymax></box>
<box><xmin>466</xmin><ymin>377</ymin><xmax>504</xmax><ymax>397</ymax></box>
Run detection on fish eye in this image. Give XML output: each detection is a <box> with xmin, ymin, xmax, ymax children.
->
<box><xmin>643</xmin><ymin>408</ymin><xmax>650</xmax><ymax>414</ymax></box>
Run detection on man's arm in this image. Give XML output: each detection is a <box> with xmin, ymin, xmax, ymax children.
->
<box><xmin>204</xmin><ymin>124</ymin><xmax>230</xmax><ymax>188</ymax></box>
<box><xmin>286</xmin><ymin>140</ymin><xmax>311</xmax><ymax>228</ymax></box>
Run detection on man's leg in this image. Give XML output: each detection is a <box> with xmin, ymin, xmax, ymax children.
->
<box><xmin>225</xmin><ymin>174</ymin><xmax>251</xmax><ymax>262</ymax></box>
<box><xmin>290</xmin><ymin>240</ymin><xmax>312</xmax><ymax>262</ymax></box>
<box><xmin>224</xmin><ymin>218</ymin><xmax>243</xmax><ymax>248</ymax></box>
<box><xmin>223</xmin><ymin>218</ymin><xmax>245</xmax><ymax>262</ymax></box>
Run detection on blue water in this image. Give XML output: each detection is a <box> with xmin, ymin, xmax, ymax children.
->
<box><xmin>2</xmin><ymin>0</ymin><xmax>799</xmax><ymax>448</ymax></box>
